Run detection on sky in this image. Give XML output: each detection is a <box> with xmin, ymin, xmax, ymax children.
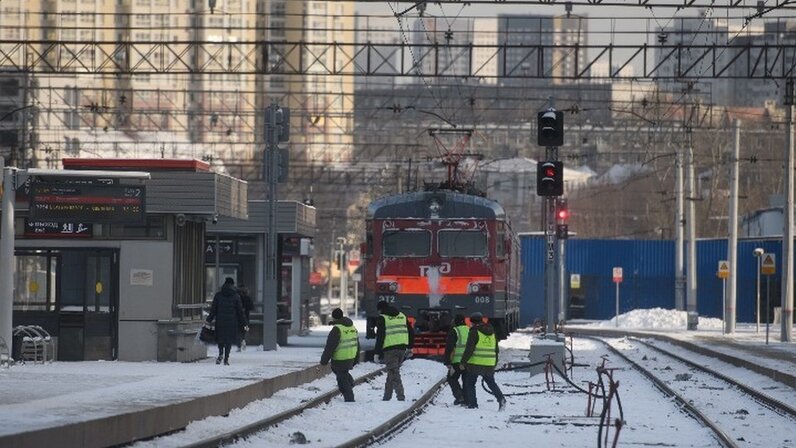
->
<box><xmin>354</xmin><ymin>1</ymin><xmax>794</xmax><ymax>78</ymax></box>
<box><xmin>3</xmin><ymin>309</ymin><xmax>795</xmax><ymax>448</ymax></box>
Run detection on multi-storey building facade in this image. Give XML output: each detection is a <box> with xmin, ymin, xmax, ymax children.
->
<box><xmin>0</xmin><ymin>0</ymin><xmax>356</xmax><ymax>173</ymax></box>
<box><xmin>260</xmin><ymin>1</ymin><xmax>355</xmax><ymax>164</ymax></box>
<box><xmin>497</xmin><ymin>14</ymin><xmax>588</xmax><ymax>85</ymax></box>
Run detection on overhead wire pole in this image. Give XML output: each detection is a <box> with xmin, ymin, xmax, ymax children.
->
<box><xmin>263</xmin><ymin>100</ymin><xmax>280</xmax><ymax>351</ymax></box>
<box><xmin>782</xmin><ymin>79</ymin><xmax>794</xmax><ymax>343</ymax></box>
<box><xmin>686</xmin><ymin>131</ymin><xmax>698</xmax><ymax>329</ymax></box>
<box><xmin>685</xmin><ymin>89</ymin><xmax>699</xmax><ymax>329</ymax></box>
<box><xmin>675</xmin><ymin>144</ymin><xmax>685</xmax><ymax>311</ymax></box>
<box><xmin>0</xmin><ymin>157</ymin><xmax>14</xmax><ymax>354</ymax></box>
<box><xmin>725</xmin><ymin>119</ymin><xmax>740</xmax><ymax>334</ymax></box>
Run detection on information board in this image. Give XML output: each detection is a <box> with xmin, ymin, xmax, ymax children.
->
<box><xmin>29</xmin><ymin>183</ymin><xmax>145</xmax><ymax>224</ymax></box>
<box><xmin>24</xmin><ymin>220</ymin><xmax>92</xmax><ymax>238</ymax></box>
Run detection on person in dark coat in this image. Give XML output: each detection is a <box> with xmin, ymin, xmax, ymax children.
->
<box><xmin>320</xmin><ymin>308</ymin><xmax>360</xmax><ymax>402</ymax></box>
<box><xmin>443</xmin><ymin>314</ymin><xmax>468</xmax><ymax>405</ymax></box>
<box><xmin>237</xmin><ymin>286</ymin><xmax>254</xmax><ymax>351</ymax></box>
<box><xmin>460</xmin><ymin>312</ymin><xmax>506</xmax><ymax>411</ymax></box>
<box><xmin>375</xmin><ymin>300</ymin><xmax>414</xmax><ymax>401</ymax></box>
<box><xmin>206</xmin><ymin>277</ymin><xmax>248</xmax><ymax>365</ymax></box>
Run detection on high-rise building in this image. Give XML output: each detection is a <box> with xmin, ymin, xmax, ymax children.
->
<box><xmin>730</xmin><ymin>20</ymin><xmax>796</xmax><ymax>107</ymax></box>
<box><xmin>654</xmin><ymin>16</ymin><xmax>733</xmax><ymax>107</ymax></box>
<box><xmin>261</xmin><ymin>1</ymin><xmax>355</xmax><ymax>164</ymax></box>
<box><xmin>355</xmin><ymin>15</ymin><xmax>409</xmax><ymax>89</ymax></box>
<box><xmin>497</xmin><ymin>14</ymin><xmax>587</xmax><ymax>85</ymax></box>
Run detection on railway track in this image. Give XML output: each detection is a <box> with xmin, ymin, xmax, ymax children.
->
<box><xmin>137</xmin><ymin>360</ymin><xmax>447</xmax><ymax>448</ymax></box>
<box><xmin>585</xmin><ymin>335</ymin><xmax>796</xmax><ymax>448</ymax></box>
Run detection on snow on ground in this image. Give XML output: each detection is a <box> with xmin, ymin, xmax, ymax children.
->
<box><xmin>592</xmin><ymin>307</ymin><xmax>724</xmax><ymax>330</ymax></box>
<box><xmin>2</xmin><ymin>311</ymin><xmax>795</xmax><ymax>447</ymax></box>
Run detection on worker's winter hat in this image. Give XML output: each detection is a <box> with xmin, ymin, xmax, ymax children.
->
<box><xmin>332</xmin><ymin>308</ymin><xmax>344</xmax><ymax>319</ymax></box>
<box><xmin>470</xmin><ymin>312</ymin><xmax>483</xmax><ymax>322</ymax></box>
<box><xmin>377</xmin><ymin>301</ymin><xmax>388</xmax><ymax>311</ymax></box>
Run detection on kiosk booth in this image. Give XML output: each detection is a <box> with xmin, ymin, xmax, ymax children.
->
<box><xmin>7</xmin><ymin>159</ymin><xmax>247</xmax><ymax>361</ymax></box>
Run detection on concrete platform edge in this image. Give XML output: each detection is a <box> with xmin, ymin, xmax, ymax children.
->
<box><xmin>1</xmin><ymin>363</ymin><xmax>331</xmax><ymax>448</ymax></box>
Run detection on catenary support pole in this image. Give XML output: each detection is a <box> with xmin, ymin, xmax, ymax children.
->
<box><xmin>675</xmin><ymin>148</ymin><xmax>685</xmax><ymax>311</ymax></box>
<box><xmin>263</xmin><ymin>101</ymin><xmax>279</xmax><ymax>351</ymax></box>
<box><xmin>0</xmin><ymin>160</ymin><xmax>15</xmax><ymax>355</ymax></box>
<box><xmin>756</xmin><ymin>254</ymin><xmax>761</xmax><ymax>333</ymax></box>
<box><xmin>726</xmin><ymin>120</ymin><xmax>740</xmax><ymax>334</ymax></box>
<box><xmin>782</xmin><ymin>89</ymin><xmax>794</xmax><ymax>343</ymax></box>
<box><xmin>686</xmin><ymin>139</ymin><xmax>698</xmax><ymax>329</ymax></box>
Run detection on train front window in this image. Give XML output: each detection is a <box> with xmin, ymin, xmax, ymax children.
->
<box><xmin>382</xmin><ymin>230</ymin><xmax>430</xmax><ymax>257</ymax></box>
<box><xmin>438</xmin><ymin>231</ymin><xmax>487</xmax><ymax>257</ymax></box>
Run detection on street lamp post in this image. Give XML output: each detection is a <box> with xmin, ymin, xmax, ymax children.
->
<box><xmin>754</xmin><ymin>248</ymin><xmax>764</xmax><ymax>333</ymax></box>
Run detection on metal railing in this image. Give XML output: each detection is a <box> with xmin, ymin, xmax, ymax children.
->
<box><xmin>0</xmin><ymin>337</ymin><xmax>10</xmax><ymax>368</ymax></box>
<box><xmin>13</xmin><ymin>325</ymin><xmax>55</xmax><ymax>364</ymax></box>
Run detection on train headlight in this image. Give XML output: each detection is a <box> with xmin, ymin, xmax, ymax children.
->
<box><xmin>388</xmin><ymin>282</ymin><xmax>399</xmax><ymax>292</ymax></box>
<box><xmin>468</xmin><ymin>282</ymin><xmax>492</xmax><ymax>294</ymax></box>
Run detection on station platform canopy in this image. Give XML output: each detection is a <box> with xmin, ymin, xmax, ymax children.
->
<box><xmin>62</xmin><ymin>158</ymin><xmax>247</xmax><ymax>220</ymax></box>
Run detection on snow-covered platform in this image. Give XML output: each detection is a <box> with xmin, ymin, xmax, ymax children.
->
<box><xmin>0</xmin><ymin>327</ymin><xmax>342</xmax><ymax>448</ymax></box>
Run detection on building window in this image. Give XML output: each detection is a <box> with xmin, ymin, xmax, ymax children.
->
<box><xmin>13</xmin><ymin>255</ymin><xmax>57</xmax><ymax>311</ymax></box>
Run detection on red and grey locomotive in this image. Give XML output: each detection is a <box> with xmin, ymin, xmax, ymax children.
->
<box><xmin>362</xmin><ymin>183</ymin><xmax>520</xmax><ymax>357</ymax></box>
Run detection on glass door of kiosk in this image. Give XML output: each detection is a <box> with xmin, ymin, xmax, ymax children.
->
<box><xmin>58</xmin><ymin>250</ymin><xmax>118</xmax><ymax>361</ymax></box>
<box><xmin>14</xmin><ymin>249</ymin><xmax>118</xmax><ymax>361</ymax></box>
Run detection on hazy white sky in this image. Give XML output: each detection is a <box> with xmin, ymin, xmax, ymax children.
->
<box><xmin>355</xmin><ymin>1</ymin><xmax>787</xmax><ymax>48</ymax></box>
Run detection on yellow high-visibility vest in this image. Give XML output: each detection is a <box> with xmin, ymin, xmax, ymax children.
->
<box><xmin>467</xmin><ymin>328</ymin><xmax>497</xmax><ymax>367</ymax></box>
<box><xmin>450</xmin><ymin>325</ymin><xmax>469</xmax><ymax>364</ymax></box>
<box><xmin>332</xmin><ymin>323</ymin><xmax>358</xmax><ymax>361</ymax></box>
<box><xmin>382</xmin><ymin>312</ymin><xmax>409</xmax><ymax>349</ymax></box>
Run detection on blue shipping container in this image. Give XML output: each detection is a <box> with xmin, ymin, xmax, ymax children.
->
<box><xmin>520</xmin><ymin>236</ymin><xmax>784</xmax><ymax>327</ymax></box>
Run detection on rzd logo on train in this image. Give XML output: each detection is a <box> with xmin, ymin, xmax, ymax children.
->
<box><xmin>419</xmin><ymin>263</ymin><xmax>451</xmax><ymax>276</ymax></box>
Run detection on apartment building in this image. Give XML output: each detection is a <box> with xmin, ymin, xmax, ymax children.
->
<box><xmin>0</xmin><ymin>0</ymin><xmax>356</xmax><ymax>173</ymax></box>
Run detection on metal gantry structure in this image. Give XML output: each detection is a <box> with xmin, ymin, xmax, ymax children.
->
<box><xmin>1</xmin><ymin>40</ymin><xmax>795</xmax><ymax>79</ymax></box>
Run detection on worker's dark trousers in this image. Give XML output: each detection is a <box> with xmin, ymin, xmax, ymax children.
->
<box><xmin>447</xmin><ymin>364</ymin><xmax>465</xmax><ymax>402</ymax></box>
<box><xmin>382</xmin><ymin>349</ymin><xmax>405</xmax><ymax>400</ymax></box>
<box><xmin>332</xmin><ymin>365</ymin><xmax>355</xmax><ymax>402</ymax></box>
<box><xmin>463</xmin><ymin>369</ymin><xmax>504</xmax><ymax>408</ymax></box>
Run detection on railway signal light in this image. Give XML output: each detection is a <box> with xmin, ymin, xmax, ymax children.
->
<box><xmin>265</xmin><ymin>105</ymin><xmax>290</xmax><ymax>144</ymax></box>
<box><xmin>537</xmin><ymin>109</ymin><xmax>564</xmax><ymax>147</ymax></box>
<box><xmin>556</xmin><ymin>198</ymin><xmax>569</xmax><ymax>223</ymax></box>
<box><xmin>537</xmin><ymin>161</ymin><xmax>563</xmax><ymax>197</ymax></box>
<box><xmin>556</xmin><ymin>198</ymin><xmax>569</xmax><ymax>239</ymax></box>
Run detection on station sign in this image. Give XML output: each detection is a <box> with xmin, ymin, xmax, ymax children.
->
<box><xmin>205</xmin><ymin>239</ymin><xmax>235</xmax><ymax>255</ymax></box>
<box><xmin>29</xmin><ymin>183</ymin><xmax>145</xmax><ymax>224</ymax></box>
<box><xmin>612</xmin><ymin>267</ymin><xmax>623</xmax><ymax>283</ymax></box>
<box><xmin>570</xmin><ymin>273</ymin><xmax>581</xmax><ymax>289</ymax></box>
<box><xmin>349</xmin><ymin>249</ymin><xmax>361</xmax><ymax>267</ymax></box>
<box><xmin>24</xmin><ymin>219</ymin><xmax>92</xmax><ymax>238</ymax></box>
<box><xmin>762</xmin><ymin>253</ymin><xmax>776</xmax><ymax>275</ymax></box>
<box><xmin>717</xmin><ymin>260</ymin><xmax>730</xmax><ymax>279</ymax></box>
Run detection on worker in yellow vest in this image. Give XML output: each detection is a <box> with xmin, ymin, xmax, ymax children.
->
<box><xmin>460</xmin><ymin>312</ymin><xmax>506</xmax><ymax>411</ymax></box>
<box><xmin>320</xmin><ymin>308</ymin><xmax>359</xmax><ymax>402</ymax></box>
<box><xmin>443</xmin><ymin>314</ymin><xmax>468</xmax><ymax>406</ymax></box>
<box><xmin>375</xmin><ymin>300</ymin><xmax>414</xmax><ymax>401</ymax></box>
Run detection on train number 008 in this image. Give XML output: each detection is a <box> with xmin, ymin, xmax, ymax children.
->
<box><xmin>377</xmin><ymin>295</ymin><xmax>396</xmax><ymax>303</ymax></box>
<box><xmin>474</xmin><ymin>296</ymin><xmax>491</xmax><ymax>304</ymax></box>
